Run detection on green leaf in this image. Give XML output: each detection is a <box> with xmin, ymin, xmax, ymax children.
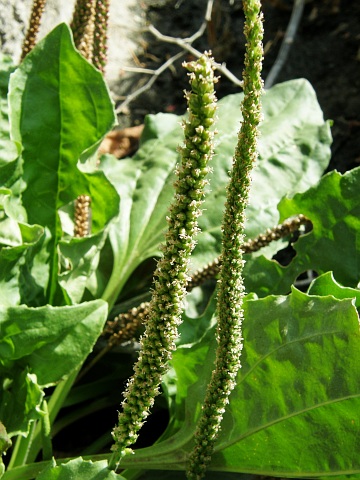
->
<box><xmin>8</xmin><ymin>23</ymin><xmax>118</xmax><ymax>304</ymax></box>
<box><xmin>0</xmin><ymin>300</ymin><xmax>107</xmax><ymax>387</ymax></box>
<box><xmin>100</xmin><ymin>79</ymin><xmax>331</xmax><ymax>307</ymax></box>
<box><xmin>0</xmin><ymin>368</ymin><xmax>44</xmax><ymax>438</ymax></box>
<box><xmin>0</xmin><ymin>189</ymin><xmax>44</xmax><ymax>306</ymax></box>
<box><xmin>58</xmin><ymin>230</ymin><xmax>109</xmax><ymax>304</ymax></box>
<box><xmin>100</xmin><ymin>151</ymin><xmax>179</xmax><ymax>306</ymax></box>
<box><xmin>308</xmin><ymin>271</ymin><xmax>360</xmax><ymax>307</ymax></box>
<box><xmin>0</xmin><ymin>421</ymin><xmax>12</xmax><ymax>455</ymax></box>
<box><xmin>0</xmin><ymin>54</ymin><xmax>17</xmax><ymax>167</ymax></box>
<box><xmin>244</xmin><ymin>167</ymin><xmax>360</xmax><ymax>296</ymax></box>
<box><xmin>210</xmin><ymin>291</ymin><xmax>360</xmax><ymax>476</ymax></box>
<box><xmin>36</xmin><ymin>458</ymin><xmax>124</xmax><ymax>480</ymax></box>
<box><xmin>121</xmin><ymin>288</ymin><xmax>360</xmax><ymax>477</ymax></box>
<box><xmin>0</xmin><ymin>300</ymin><xmax>107</xmax><ymax>437</ymax></box>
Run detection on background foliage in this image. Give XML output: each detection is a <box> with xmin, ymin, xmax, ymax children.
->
<box><xmin>0</xmin><ymin>21</ymin><xmax>359</xmax><ymax>480</ymax></box>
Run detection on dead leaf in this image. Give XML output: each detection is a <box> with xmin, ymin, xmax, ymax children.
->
<box><xmin>99</xmin><ymin>125</ymin><xmax>144</xmax><ymax>158</ymax></box>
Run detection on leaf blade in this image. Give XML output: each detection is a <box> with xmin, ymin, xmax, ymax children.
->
<box><xmin>121</xmin><ymin>288</ymin><xmax>360</xmax><ymax>476</ymax></box>
<box><xmin>8</xmin><ymin>24</ymin><xmax>118</xmax><ymax>304</ymax></box>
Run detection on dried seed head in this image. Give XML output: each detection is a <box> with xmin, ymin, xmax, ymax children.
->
<box><xmin>20</xmin><ymin>0</ymin><xmax>47</xmax><ymax>61</ymax></box>
<box><xmin>74</xmin><ymin>195</ymin><xmax>91</xmax><ymax>237</ymax></box>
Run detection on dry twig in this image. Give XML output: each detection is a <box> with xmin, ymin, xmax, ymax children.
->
<box><xmin>265</xmin><ymin>0</ymin><xmax>306</xmax><ymax>89</ymax></box>
<box><xmin>116</xmin><ymin>51</ymin><xmax>185</xmax><ymax>113</ymax></box>
<box><xmin>116</xmin><ymin>0</ymin><xmax>242</xmax><ymax>113</ymax></box>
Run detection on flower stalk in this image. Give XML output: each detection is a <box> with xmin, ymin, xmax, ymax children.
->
<box><xmin>71</xmin><ymin>0</ymin><xmax>109</xmax><ymax>71</ymax></box>
<box><xmin>70</xmin><ymin>0</ymin><xmax>96</xmax><ymax>62</ymax></box>
<box><xmin>109</xmin><ymin>53</ymin><xmax>218</xmax><ymax>471</ymax></box>
<box><xmin>20</xmin><ymin>0</ymin><xmax>47</xmax><ymax>61</ymax></box>
<box><xmin>186</xmin><ymin>0</ymin><xmax>264</xmax><ymax>478</ymax></box>
<box><xmin>92</xmin><ymin>0</ymin><xmax>110</xmax><ymax>73</ymax></box>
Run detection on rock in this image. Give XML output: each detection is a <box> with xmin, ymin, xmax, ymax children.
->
<box><xmin>0</xmin><ymin>0</ymin><xmax>145</xmax><ymax>88</ymax></box>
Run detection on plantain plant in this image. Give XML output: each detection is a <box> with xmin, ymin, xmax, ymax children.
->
<box><xmin>0</xmin><ymin>1</ymin><xmax>360</xmax><ymax>480</ymax></box>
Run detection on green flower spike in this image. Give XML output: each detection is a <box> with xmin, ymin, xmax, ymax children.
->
<box><xmin>186</xmin><ymin>1</ymin><xmax>264</xmax><ymax>479</ymax></box>
<box><xmin>109</xmin><ymin>52</ymin><xmax>218</xmax><ymax>471</ymax></box>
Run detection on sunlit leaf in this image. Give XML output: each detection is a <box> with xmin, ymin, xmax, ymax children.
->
<box><xmin>36</xmin><ymin>458</ymin><xmax>124</xmax><ymax>480</ymax></box>
<box><xmin>8</xmin><ymin>24</ymin><xmax>118</xmax><ymax>305</ymax></box>
<box><xmin>0</xmin><ymin>368</ymin><xmax>43</xmax><ymax>438</ymax></box>
<box><xmin>121</xmin><ymin>287</ymin><xmax>360</xmax><ymax>477</ymax></box>
<box><xmin>0</xmin><ymin>189</ymin><xmax>43</xmax><ymax>306</ymax></box>
<box><xmin>0</xmin><ymin>300</ymin><xmax>107</xmax><ymax>386</ymax></box>
<box><xmin>245</xmin><ymin>167</ymin><xmax>360</xmax><ymax>296</ymax></box>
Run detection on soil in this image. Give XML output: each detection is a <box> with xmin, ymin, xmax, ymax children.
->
<box><xmin>115</xmin><ymin>0</ymin><xmax>360</xmax><ymax>174</ymax></box>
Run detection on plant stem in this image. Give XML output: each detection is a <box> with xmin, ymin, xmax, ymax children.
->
<box><xmin>108</xmin><ymin>53</ymin><xmax>218</xmax><ymax>471</ymax></box>
<box><xmin>40</xmin><ymin>399</ymin><xmax>52</xmax><ymax>461</ymax></box>
<box><xmin>26</xmin><ymin>367</ymin><xmax>80</xmax><ymax>464</ymax></box>
<box><xmin>7</xmin><ymin>422</ymin><xmax>36</xmax><ymax>469</ymax></box>
<box><xmin>186</xmin><ymin>0</ymin><xmax>264</xmax><ymax>478</ymax></box>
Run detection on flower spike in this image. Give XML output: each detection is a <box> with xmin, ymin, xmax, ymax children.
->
<box><xmin>109</xmin><ymin>52</ymin><xmax>218</xmax><ymax>471</ymax></box>
<box><xmin>186</xmin><ymin>0</ymin><xmax>264</xmax><ymax>478</ymax></box>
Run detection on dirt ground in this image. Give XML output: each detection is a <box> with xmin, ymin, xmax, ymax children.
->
<box><xmin>115</xmin><ymin>0</ymin><xmax>360</xmax><ymax>174</ymax></box>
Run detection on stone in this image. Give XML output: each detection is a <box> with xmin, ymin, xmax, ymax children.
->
<box><xmin>0</xmin><ymin>0</ymin><xmax>145</xmax><ymax>88</ymax></box>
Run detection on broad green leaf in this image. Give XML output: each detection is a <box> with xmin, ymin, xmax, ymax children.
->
<box><xmin>100</xmin><ymin>149</ymin><xmax>180</xmax><ymax>306</ymax></box>
<box><xmin>0</xmin><ymin>300</ymin><xmax>107</xmax><ymax>437</ymax></box>
<box><xmin>36</xmin><ymin>458</ymin><xmax>124</xmax><ymax>480</ymax></box>
<box><xmin>0</xmin><ymin>368</ymin><xmax>43</xmax><ymax>437</ymax></box>
<box><xmin>100</xmin><ymin>79</ymin><xmax>331</xmax><ymax>307</ymax></box>
<box><xmin>8</xmin><ymin>23</ymin><xmax>118</xmax><ymax>304</ymax></box>
<box><xmin>0</xmin><ymin>299</ymin><xmax>107</xmax><ymax>386</ymax></box>
<box><xmin>244</xmin><ymin>167</ymin><xmax>360</xmax><ymax>296</ymax></box>
<box><xmin>121</xmin><ymin>288</ymin><xmax>360</xmax><ymax>477</ymax></box>
<box><xmin>207</xmin><ymin>78</ymin><xmax>332</xmax><ymax>243</ymax></box>
<box><xmin>210</xmin><ymin>291</ymin><xmax>360</xmax><ymax>476</ymax></box>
